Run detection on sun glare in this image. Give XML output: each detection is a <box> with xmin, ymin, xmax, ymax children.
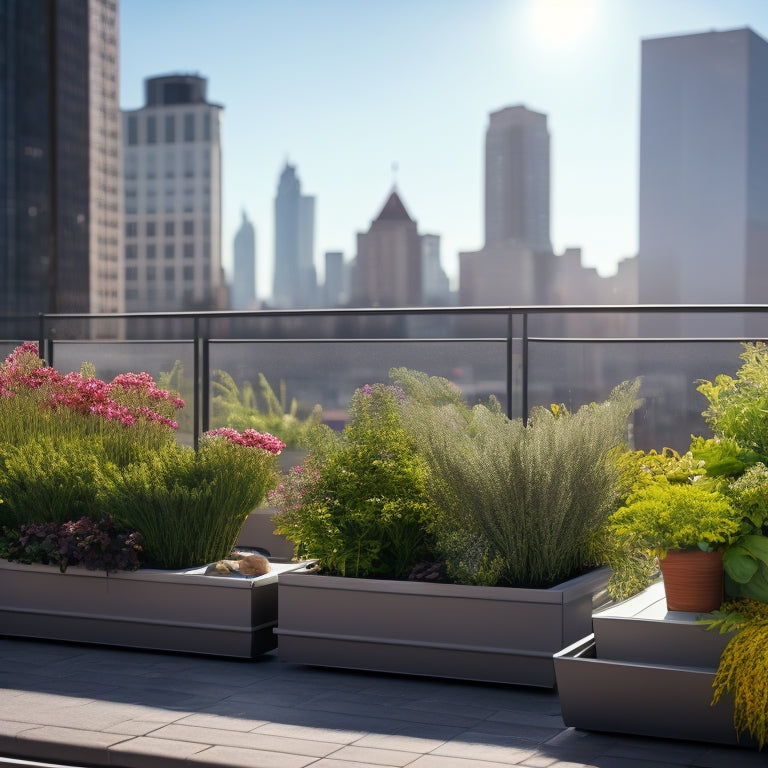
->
<box><xmin>528</xmin><ymin>0</ymin><xmax>600</xmax><ymax>50</ymax></box>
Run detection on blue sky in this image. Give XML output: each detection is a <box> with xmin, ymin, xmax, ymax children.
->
<box><xmin>120</xmin><ymin>0</ymin><xmax>768</xmax><ymax>298</ymax></box>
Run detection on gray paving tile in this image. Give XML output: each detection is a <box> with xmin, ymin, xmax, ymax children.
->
<box><xmin>254</xmin><ymin>721</ymin><xmax>366</xmax><ymax>744</ymax></box>
<box><xmin>323</xmin><ymin>744</ymin><xmax>422</xmax><ymax>766</ymax></box>
<box><xmin>431</xmin><ymin>733</ymin><xmax>539</xmax><ymax>763</ymax></box>
<box><xmin>108</xmin><ymin>734</ymin><xmax>214</xmax><ymax>766</ymax></box>
<box><xmin>407</xmin><ymin>755</ymin><xmax>530</xmax><ymax>767</ymax></box>
<box><xmin>147</xmin><ymin>722</ymin><xmax>344</xmax><ymax>757</ymax></box>
<box><xmin>187</xmin><ymin>744</ymin><xmax>318</xmax><ymax>768</ymax></box>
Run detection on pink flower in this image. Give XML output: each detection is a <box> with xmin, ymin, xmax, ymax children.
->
<box><xmin>204</xmin><ymin>427</ymin><xmax>286</xmax><ymax>455</ymax></box>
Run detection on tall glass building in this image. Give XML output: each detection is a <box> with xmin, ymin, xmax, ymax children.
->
<box><xmin>638</xmin><ymin>28</ymin><xmax>768</xmax><ymax>334</ymax></box>
<box><xmin>0</xmin><ymin>0</ymin><xmax>121</xmax><ymax>318</ymax></box>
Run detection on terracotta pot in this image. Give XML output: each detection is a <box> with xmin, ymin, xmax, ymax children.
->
<box><xmin>659</xmin><ymin>548</ymin><xmax>723</xmax><ymax>612</ymax></box>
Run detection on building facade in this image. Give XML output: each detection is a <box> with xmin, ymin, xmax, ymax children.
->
<box><xmin>121</xmin><ymin>74</ymin><xmax>226</xmax><ymax>311</ymax></box>
<box><xmin>231</xmin><ymin>210</ymin><xmax>256</xmax><ymax>309</ymax></box>
<box><xmin>484</xmin><ymin>105</ymin><xmax>551</xmax><ymax>254</ymax></box>
<box><xmin>272</xmin><ymin>163</ymin><xmax>316</xmax><ymax>308</ymax></box>
<box><xmin>0</xmin><ymin>0</ymin><xmax>121</xmax><ymax>319</ymax></box>
<box><xmin>638</xmin><ymin>28</ymin><xmax>768</xmax><ymax>333</ymax></box>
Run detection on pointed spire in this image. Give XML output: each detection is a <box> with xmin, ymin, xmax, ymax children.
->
<box><xmin>375</xmin><ymin>189</ymin><xmax>413</xmax><ymax>222</ymax></box>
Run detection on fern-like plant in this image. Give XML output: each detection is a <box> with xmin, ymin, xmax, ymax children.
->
<box><xmin>391</xmin><ymin>368</ymin><xmax>641</xmax><ymax>588</ymax></box>
<box><xmin>706</xmin><ymin>598</ymin><xmax>768</xmax><ymax>748</ymax></box>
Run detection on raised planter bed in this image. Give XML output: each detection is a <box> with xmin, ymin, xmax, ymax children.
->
<box><xmin>275</xmin><ymin>565</ymin><xmax>610</xmax><ymax>687</ymax></box>
<box><xmin>236</xmin><ymin>506</ymin><xmax>295</xmax><ymax>561</ymax></box>
<box><xmin>0</xmin><ymin>558</ymin><xmax>309</xmax><ymax>658</ymax></box>
<box><xmin>554</xmin><ymin>581</ymin><xmax>751</xmax><ymax>747</ymax></box>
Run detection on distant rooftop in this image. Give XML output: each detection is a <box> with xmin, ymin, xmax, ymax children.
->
<box><xmin>375</xmin><ymin>189</ymin><xmax>414</xmax><ymax>222</ymax></box>
<box><xmin>144</xmin><ymin>74</ymin><xmax>208</xmax><ymax>106</ymax></box>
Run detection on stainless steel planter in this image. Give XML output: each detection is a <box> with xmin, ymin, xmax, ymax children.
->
<box><xmin>0</xmin><ymin>558</ymin><xmax>308</xmax><ymax>658</ymax></box>
<box><xmin>275</xmin><ymin>566</ymin><xmax>610</xmax><ymax>687</ymax></box>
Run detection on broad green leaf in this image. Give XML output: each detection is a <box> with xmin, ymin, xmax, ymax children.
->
<box><xmin>723</xmin><ymin>545</ymin><xmax>759</xmax><ymax>583</ymax></box>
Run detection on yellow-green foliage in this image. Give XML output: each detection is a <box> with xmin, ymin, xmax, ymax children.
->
<box><xmin>698</xmin><ymin>343</ymin><xmax>768</xmax><ymax>460</ymax></box>
<box><xmin>708</xmin><ymin>599</ymin><xmax>768</xmax><ymax>748</ymax></box>
<box><xmin>609</xmin><ymin>480</ymin><xmax>741</xmax><ymax>558</ymax></box>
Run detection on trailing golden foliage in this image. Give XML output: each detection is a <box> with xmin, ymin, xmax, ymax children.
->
<box><xmin>708</xmin><ymin>599</ymin><xmax>768</xmax><ymax>748</ymax></box>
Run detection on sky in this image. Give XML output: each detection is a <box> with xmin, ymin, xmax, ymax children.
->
<box><xmin>120</xmin><ymin>0</ymin><xmax>768</xmax><ymax>299</ymax></box>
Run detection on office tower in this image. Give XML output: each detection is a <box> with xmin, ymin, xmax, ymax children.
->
<box><xmin>638</xmin><ymin>28</ymin><xmax>768</xmax><ymax>332</ymax></box>
<box><xmin>352</xmin><ymin>189</ymin><xmax>422</xmax><ymax>307</ymax></box>
<box><xmin>484</xmin><ymin>105</ymin><xmax>551</xmax><ymax>254</ymax></box>
<box><xmin>273</xmin><ymin>163</ymin><xmax>316</xmax><ymax>308</ymax></box>
<box><xmin>421</xmin><ymin>234</ymin><xmax>451</xmax><ymax>305</ymax></box>
<box><xmin>122</xmin><ymin>74</ymin><xmax>226</xmax><ymax>311</ymax></box>
<box><xmin>0</xmin><ymin>0</ymin><xmax>121</xmax><ymax>318</ymax></box>
<box><xmin>323</xmin><ymin>251</ymin><xmax>346</xmax><ymax>307</ymax></box>
<box><xmin>232</xmin><ymin>210</ymin><xmax>256</xmax><ymax>309</ymax></box>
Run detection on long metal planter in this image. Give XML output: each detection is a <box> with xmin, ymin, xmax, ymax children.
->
<box><xmin>0</xmin><ymin>558</ymin><xmax>308</xmax><ymax>658</ymax></box>
<box><xmin>275</xmin><ymin>565</ymin><xmax>610</xmax><ymax>687</ymax></box>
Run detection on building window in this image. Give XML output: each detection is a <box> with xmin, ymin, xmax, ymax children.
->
<box><xmin>183</xmin><ymin>265</ymin><xmax>194</xmax><ymax>281</ymax></box>
<box><xmin>184</xmin><ymin>113</ymin><xmax>194</xmax><ymax>142</ymax></box>
<box><xmin>203</xmin><ymin>111</ymin><xmax>211</xmax><ymax>141</ymax></box>
<box><xmin>183</xmin><ymin>220</ymin><xmax>194</xmax><ymax>236</ymax></box>
<box><xmin>165</xmin><ymin>114</ymin><xmax>175</xmax><ymax>143</ymax></box>
<box><xmin>203</xmin><ymin>218</ymin><xmax>210</xmax><ymax>236</ymax></box>
<box><xmin>127</xmin><ymin>115</ymin><xmax>138</xmax><ymax>145</ymax></box>
<box><xmin>165</xmin><ymin>150</ymin><xmax>175</xmax><ymax>178</ymax></box>
<box><xmin>146</xmin><ymin>221</ymin><xmax>156</xmax><ymax>237</ymax></box>
<box><xmin>125</xmin><ymin>244</ymin><xmax>137</xmax><ymax>260</ymax></box>
<box><xmin>183</xmin><ymin>150</ymin><xmax>194</xmax><ymax>178</ymax></box>
<box><xmin>203</xmin><ymin>241</ymin><xmax>211</xmax><ymax>259</ymax></box>
<box><xmin>164</xmin><ymin>221</ymin><xmax>174</xmax><ymax>236</ymax></box>
<box><xmin>146</xmin><ymin>115</ymin><xmax>157</xmax><ymax>144</ymax></box>
<box><xmin>126</xmin><ymin>288</ymin><xmax>139</xmax><ymax>300</ymax></box>
<box><xmin>165</xmin><ymin>285</ymin><xmax>175</xmax><ymax>300</ymax></box>
<box><xmin>125</xmin><ymin>222</ymin><xmax>137</xmax><ymax>237</ymax></box>
<box><xmin>125</xmin><ymin>266</ymin><xmax>138</xmax><ymax>281</ymax></box>
<box><xmin>146</xmin><ymin>151</ymin><xmax>156</xmax><ymax>179</ymax></box>
<box><xmin>165</xmin><ymin>266</ymin><xmax>175</xmax><ymax>281</ymax></box>
<box><xmin>146</xmin><ymin>244</ymin><xmax>156</xmax><ymax>260</ymax></box>
<box><xmin>147</xmin><ymin>266</ymin><xmax>156</xmax><ymax>281</ymax></box>
<box><xmin>183</xmin><ymin>242</ymin><xmax>194</xmax><ymax>259</ymax></box>
<box><xmin>164</xmin><ymin>244</ymin><xmax>175</xmax><ymax>260</ymax></box>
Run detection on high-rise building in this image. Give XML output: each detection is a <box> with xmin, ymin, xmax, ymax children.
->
<box><xmin>352</xmin><ymin>189</ymin><xmax>422</xmax><ymax>307</ymax></box>
<box><xmin>121</xmin><ymin>74</ymin><xmax>226</xmax><ymax>311</ymax></box>
<box><xmin>0</xmin><ymin>0</ymin><xmax>121</xmax><ymax>319</ymax></box>
<box><xmin>484</xmin><ymin>105</ymin><xmax>551</xmax><ymax>254</ymax></box>
<box><xmin>421</xmin><ymin>234</ymin><xmax>452</xmax><ymax>305</ymax></box>
<box><xmin>273</xmin><ymin>163</ymin><xmax>316</xmax><ymax>308</ymax></box>
<box><xmin>232</xmin><ymin>210</ymin><xmax>256</xmax><ymax>309</ymax></box>
<box><xmin>638</xmin><ymin>28</ymin><xmax>768</xmax><ymax>333</ymax></box>
<box><xmin>323</xmin><ymin>251</ymin><xmax>347</xmax><ymax>307</ymax></box>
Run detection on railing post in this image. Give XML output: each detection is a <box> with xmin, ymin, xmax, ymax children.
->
<box><xmin>38</xmin><ymin>313</ymin><xmax>53</xmax><ymax>368</ymax></box>
<box><xmin>506</xmin><ymin>310</ymin><xmax>513</xmax><ymax>420</ymax></box>
<box><xmin>521</xmin><ymin>311</ymin><xmax>529</xmax><ymax>422</ymax></box>
<box><xmin>193</xmin><ymin>317</ymin><xmax>200</xmax><ymax>450</ymax></box>
<box><xmin>201</xmin><ymin>335</ymin><xmax>210</xmax><ymax>435</ymax></box>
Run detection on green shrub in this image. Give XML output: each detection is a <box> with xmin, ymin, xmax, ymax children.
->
<box><xmin>106</xmin><ymin>431</ymin><xmax>282</xmax><ymax>569</ymax></box>
<box><xmin>0</xmin><ymin>435</ymin><xmax>118</xmax><ymax>528</ymax></box>
<box><xmin>272</xmin><ymin>384</ymin><xmax>437</xmax><ymax>579</ymax></box>
<box><xmin>391</xmin><ymin>368</ymin><xmax>641</xmax><ymax>588</ymax></box>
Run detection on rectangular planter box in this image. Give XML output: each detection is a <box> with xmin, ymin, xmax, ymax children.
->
<box><xmin>275</xmin><ymin>566</ymin><xmax>610</xmax><ymax>687</ymax></box>
<box><xmin>0</xmin><ymin>558</ymin><xmax>308</xmax><ymax>658</ymax></box>
<box><xmin>236</xmin><ymin>507</ymin><xmax>296</xmax><ymax>561</ymax></box>
<box><xmin>554</xmin><ymin>582</ymin><xmax>753</xmax><ymax>747</ymax></box>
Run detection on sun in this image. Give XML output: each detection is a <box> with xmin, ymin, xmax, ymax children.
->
<box><xmin>527</xmin><ymin>0</ymin><xmax>600</xmax><ymax>50</ymax></box>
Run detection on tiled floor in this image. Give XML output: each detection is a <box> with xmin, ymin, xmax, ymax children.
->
<box><xmin>0</xmin><ymin>637</ymin><xmax>764</xmax><ymax>768</ymax></box>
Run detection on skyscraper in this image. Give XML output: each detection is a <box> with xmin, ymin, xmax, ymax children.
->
<box><xmin>122</xmin><ymin>74</ymin><xmax>226</xmax><ymax>311</ymax></box>
<box><xmin>273</xmin><ymin>163</ymin><xmax>316</xmax><ymax>308</ymax></box>
<box><xmin>352</xmin><ymin>189</ymin><xmax>422</xmax><ymax>307</ymax></box>
<box><xmin>484</xmin><ymin>105</ymin><xmax>551</xmax><ymax>254</ymax></box>
<box><xmin>638</xmin><ymin>28</ymin><xmax>768</xmax><ymax>332</ymax></box>
<box><xmin>0</xmin><ymin>0</ymin><xmax>121</xmax><ymax>318</ymax></box>
<box><xmin>232</xmin><ymin>210</ymin><xmax>256</xmax><ymax>310</ymax></box>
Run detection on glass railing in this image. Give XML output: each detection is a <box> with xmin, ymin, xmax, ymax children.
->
<box><xmin>2</xmin><ymin>305</ymin><xmax>765</xmax><ymax>453</ymax></box>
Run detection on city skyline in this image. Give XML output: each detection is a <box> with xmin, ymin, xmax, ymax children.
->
<box><xmin>120</xmin><ymin>0</ymin><xmax>768</xmax><ymax>301</ymax></box>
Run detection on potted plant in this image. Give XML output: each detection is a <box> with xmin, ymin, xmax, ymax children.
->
<box><xmin>273</xmin><ymin>372</ymin><xmax>641</xmax><ymax>687</ymax></box>
<box><xmin>609</xmin><ymin>477</ymin><xmax>741</xmax><ymax>612</ymax></box>
<box><xmin>0</xmin><ymin>343</ymin><xmax>307</xmax><ymax>658</ymax></box>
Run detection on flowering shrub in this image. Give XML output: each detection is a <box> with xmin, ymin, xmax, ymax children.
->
<box><xmin>107</xmin><ymin>429</ymin><xmax>283</xmax><ymax>569</ymax></box>
<box><xmin>0</xmin><ymin>344</ymin><xmax>183</xmax><ymax>466</ymax></box>
<box><xmin>1</xmin><ymin>515</ymin><xmax>142</xmax><ymax>573</ymax></box>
